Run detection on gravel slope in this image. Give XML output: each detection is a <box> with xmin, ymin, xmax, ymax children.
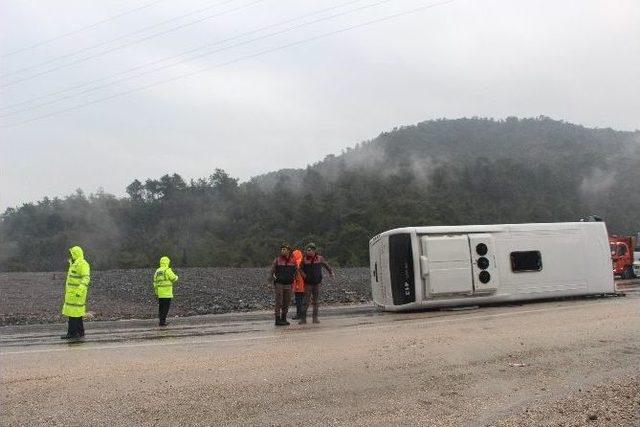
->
<box><xmin>0</xmin><ymin>267</ymin><xmax>371</xmax><ymax>325</ymax></box>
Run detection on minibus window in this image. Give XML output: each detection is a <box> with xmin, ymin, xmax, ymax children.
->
<box><xmin>388</xmin><ymin>233</ymin><xmax>416</xmax><ymax>305</ymax></box>
<box><xmin>510</xmin><ymin>251</ymin><xmax>543</xmax><ymax>272</ymax></box>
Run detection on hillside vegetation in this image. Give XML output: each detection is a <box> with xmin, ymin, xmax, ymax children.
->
<box><xmin>2</xmin><ymin>117</ymin><xmax>638</xmax><ymax>271</ymax></box>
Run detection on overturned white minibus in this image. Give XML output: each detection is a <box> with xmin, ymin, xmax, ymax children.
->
<box><xmin>369</xmin><ymin>222</ymin><xmax>614</xmax><ymax>311</ymax></box>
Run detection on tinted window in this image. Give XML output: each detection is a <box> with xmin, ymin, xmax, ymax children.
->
<box><xmin>388</xmin><ymin>233</ymin><xmax>416</xmax><ymax>305</ymax></box>
<box><xmin>510</xmin><ymin>251</ymin><xmax>542</xmax><ymax>272</ymax></box>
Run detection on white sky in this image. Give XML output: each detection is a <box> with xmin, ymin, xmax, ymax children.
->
<box><xmin>1</xmin><ymin>0</ymin><xmax>639</xmax><ymax>210</ymax></box>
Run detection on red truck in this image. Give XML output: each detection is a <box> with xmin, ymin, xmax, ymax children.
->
<box><xmin>609</xmin><ymin>235</ymin><xmax>637</xmax><ymax>279</ymax></box>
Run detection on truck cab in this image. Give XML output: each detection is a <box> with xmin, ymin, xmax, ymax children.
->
<box><xmin>609</xmin><ymin>235</ymin><xmax>636</xmax><ymax>279</ymax></box>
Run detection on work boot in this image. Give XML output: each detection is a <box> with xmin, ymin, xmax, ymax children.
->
<box><xmin>299</xmin><ymin>314</ymin><xmax>307</xmax><ymax>325</ymax></box>
<box><xmin>275</xmin><ymin>315</ymin><xmax>284</xmax><ymax>326</ymax></box>
<box><xmin>60</xmin><ymin>334</ymin><xmax>72</xmax><ymax>340</ymax></box>
<box><xmin>281</xmin><ymin>314</ymin><xmax>290</xmax><ymax>326</ymax></box>
<box><xmin>312</xmin><ymin>316</ymin><xmax>320</xmax><ymax>324</ymax></box>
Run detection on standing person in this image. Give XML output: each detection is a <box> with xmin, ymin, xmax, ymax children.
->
<box><xmin>60</xmin><ymin>246</ymin><xmax>91</xmax><ymax>340</ymax></box>
<box><xmin>291</xmin><ymin>249</ymin><xmax>305</xmax><ymax>320</ymax></box>
<box><xmin>300</xmin><ymin>243</ymin><xmax>335</xmax><ymax>324</ymax></box>
<box><xmin>153</xmin><ymin>256</ymin><xmax>179</xmax><ymax>327</ymax></box>
<box><xmin>268</xmin><ymin>244</ymin><xmax>298</xmax><ymax>326</ymax></box>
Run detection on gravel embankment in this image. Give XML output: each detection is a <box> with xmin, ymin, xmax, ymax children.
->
<box><xmin>0</xmin><ymin>267</ymin><xmax>371</xmax><ymax>326</ymax></box>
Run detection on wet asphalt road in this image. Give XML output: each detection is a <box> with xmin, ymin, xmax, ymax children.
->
<box><xmin>1</xmin><ymin>289</ymin><xmax>639</xmax><ymax>426</ymax></box>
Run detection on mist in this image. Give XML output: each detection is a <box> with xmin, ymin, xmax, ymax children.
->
<box><xmin>2</xmin><ymin>116</ymin><xmax>639</xmax><ymax>272</ymax></box>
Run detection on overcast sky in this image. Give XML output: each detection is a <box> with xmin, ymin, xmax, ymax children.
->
<box><xmin>1</xmin><ymin>0</ymin><xmax>638</xmax><ymax>210</ymax></box>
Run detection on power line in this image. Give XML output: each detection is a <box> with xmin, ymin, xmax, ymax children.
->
<box><xmin>2</xmin><ymin>0</ymin><xmax>237</xmax><ymax>78</ymax></box>
<box><xmin>1</xmin><ymin>0</ymin><xmax>455</xmax><ymax>129</ymax></box>
<box><xmin>3</xmin><ymin>0</ymin><xmax>454</xmax><ymax>126</ymax></box>
<box><xmin>1</xmin><ymin>0</ymin><xmax>253</xmax><ymax>83</ymax></box>
<box><xmin>1</xmin><ymin>0</ymin><xmax>386</xmax><ymax>118</ymax></box>
<box><xmin>2</xmin><ymin>0</ymin><xmax>167</xmax><ymax>57</ymax></box>
<box><xmin>0</xmin><ymin>0</ymin><xmax>366</xmax><ymax>114</ymax></box>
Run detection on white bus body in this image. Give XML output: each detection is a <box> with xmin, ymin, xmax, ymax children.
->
<box><xmin>369</xmin><ymin>222</ymin><xmax>614</xmax><ymax>311</ymax></box>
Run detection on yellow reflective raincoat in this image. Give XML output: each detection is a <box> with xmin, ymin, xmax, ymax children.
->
<box><xmin>153</xmin><ymin>256</ymin><xmax>178</xmax><ymax>298</ymax></box>
<box><xmin>62</xmin><ymin>246</ymin><xmax>91</xmax><ymax>317</ymax></box>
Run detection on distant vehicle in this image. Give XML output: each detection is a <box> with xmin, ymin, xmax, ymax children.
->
<box><xmin>632</xmin><ymin>233</ymin><xmax>640</xmax><ymax>278</ymax></box>
<box><xmin>634</xmin><ymin>244</ymin><xmax>640</xmax><ymax>278</ymax></box>
<box><xmin>369</xmin><ymin>222</ymin><xmax>614</xmax><ymax>311</ymax></box>
<box><xmin>609</xmin><ymin>235</ymin><xmax>637</xmax><ymax>279</ymax></box>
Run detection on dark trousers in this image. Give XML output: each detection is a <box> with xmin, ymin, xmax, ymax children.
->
<box><xmin>67</xmin><ymin>316</ymin><xmax>84</xmax><ymax>337</ymax></box>
<box><xmin>303</xmin><ymin>283</ymin><xmax>321</xmax><ymax>319</ymax></box>
<box><xmin>158</xmin><ymin>298</ymin><xmax>172</xmax><ymax>325</ymax></box>
<box><xmin>274</xmin><ymin>283</ymin><xmax>291</xmax><ymax>318</ymax></box>
<box><xmin>294</xmin><ymin>292</ymin><xmax>304</xmax><ymax>317</ymax></box>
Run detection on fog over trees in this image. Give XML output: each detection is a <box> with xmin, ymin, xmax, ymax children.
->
<box><xmin>2</xmin><ymin>117</ymin><xmax>638</xmax><ymax>272</ymax></box>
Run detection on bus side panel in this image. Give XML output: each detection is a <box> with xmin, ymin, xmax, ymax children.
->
<box><xmin>585</xmin><ymin>223</ymin><xmax>616</xmax><ymax>293</ymax></box>
<box><xmin>496</xmin><ymin>229</ymin><xmax>588</xmax><ymax>297</ymax></box>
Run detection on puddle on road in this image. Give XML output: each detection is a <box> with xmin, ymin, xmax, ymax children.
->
<box><xmin>0</xmin><ymin>327</ymin><xmax>267</xmax><ymax>348</ymax></box>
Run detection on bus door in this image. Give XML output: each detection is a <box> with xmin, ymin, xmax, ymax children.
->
<box><xmin>420</xmin><ymin>235</ymin><xmax>473</xmax><ymax>296</ymax></box>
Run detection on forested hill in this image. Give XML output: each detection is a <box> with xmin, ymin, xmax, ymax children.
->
<box><xmin>2</xmin><ymin>117</ymin><xmax>639</xmax><ymax>272</ymax></box>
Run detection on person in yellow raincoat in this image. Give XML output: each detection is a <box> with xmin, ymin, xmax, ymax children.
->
<box><xmin>153</xmin><ymin>256</ymin><xmax>179</xmax><ymax>327</ymax></box>
<box><xmin>61</xmin><ymin>245</ymin><xmax>91</xmax><ymax>340</ymax></box>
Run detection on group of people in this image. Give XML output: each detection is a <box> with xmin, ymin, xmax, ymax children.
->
<box><xmin>269</xmin><ymin>243</ymin><xmax>335</xmax><ymax>326</ymax></box>
<box><xmin>59</xmin><ymin>242</ymin><xmax>333</xmax><ymax>339</ymax></box>
<box><xmin>60</xmin><ymin>246</ymin><xmax>180</xmax><ymax>339</ymax></box>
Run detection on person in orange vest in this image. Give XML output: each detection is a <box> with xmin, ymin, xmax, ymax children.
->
<box><xmin>291</xmin><ymin>249</ymin><xmax>305</xmax><ymax>320</ymax></box>
<box><xmin>300</xmin><ymin>243</ymin><xmax>334</xmax><ymax>324</ymax></box>
<box><xmin>268</xmin><ymin>244</ymin><xmax>299</xmax><ymax>326</ymax></box>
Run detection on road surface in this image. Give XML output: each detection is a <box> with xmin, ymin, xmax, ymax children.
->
<box><xmin>1</xmin><ymin>292</ymin><xmax>639</xmax><ymax>426</ymax></box>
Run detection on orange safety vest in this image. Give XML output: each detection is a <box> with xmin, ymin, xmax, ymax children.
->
<box><xmin>292</xmin><ymin>249</ymin><xmax>305</xmax><ymax>293</ymax></box>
